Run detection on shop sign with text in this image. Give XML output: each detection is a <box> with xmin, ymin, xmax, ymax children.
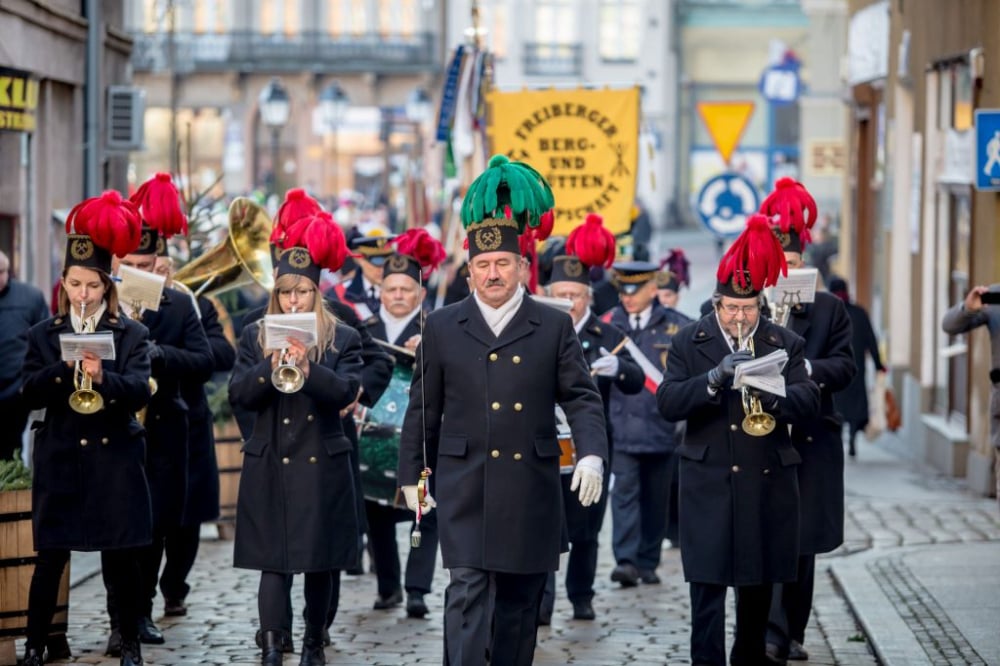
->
<box><xmin>0</xmin><ymin>67</ymin><xmax>39</xmax><ymax>133</ymax></box>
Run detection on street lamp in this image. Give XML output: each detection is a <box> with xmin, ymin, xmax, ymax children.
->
<box><xmin>259</xmin><ymin>78</ymin><xmax>291</xmax><ymax>197</ymax></box>
<box><xmin>318</xmin><ymin>82</ymin><xmax>350</xmax><ymax>198</ymax></box>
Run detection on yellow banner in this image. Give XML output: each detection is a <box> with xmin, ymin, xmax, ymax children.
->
<box><xmin>487</xmin><ymin>87</ymin><xmax>639</xmax><ymax>236</ymax></box>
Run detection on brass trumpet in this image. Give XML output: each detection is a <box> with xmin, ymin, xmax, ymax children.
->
<box><xmin>271</xmin><ymin>308</ymin><xmax>305</xmax><ymax>394</ymax></box>
<box><xmin>68</xmin><ymin>302</ymin><xmax>104</xmax><ymax>415</ymax></box>
<box><xmin>736</xmin><ymin>321</ymin><xmax>776</xmax><ymax>436</ymax></box>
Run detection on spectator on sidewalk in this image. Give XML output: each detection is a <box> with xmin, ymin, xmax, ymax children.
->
<box><xmin>830</xmin><ymin>277</ymin><xmax>886</xmax><ymax>457</ymax></box>
<box><xmin>0</xmin><ymin>250</ymin><xmax>50</xmax><ymax>462</ymax></box>
<box><xmin>942</xmin><ymin>283</ymin><xmax>1000</xmax><ymax>505</ymax></box>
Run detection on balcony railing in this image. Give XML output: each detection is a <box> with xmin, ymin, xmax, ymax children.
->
<box><xmin>131</xmin><ymin>31</ymin><xmax>438</xmax><ymax>74</ymax></box>
<box><xmin>523</xmin><ymin>43</ymin><xmax>583</xmax><ymax>77</ymax></box>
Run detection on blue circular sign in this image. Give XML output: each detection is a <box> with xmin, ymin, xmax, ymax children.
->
<box><xmin>696</xmin><ymin>173</ymin><xmax>761</xmax><ymax>238</ymax></box>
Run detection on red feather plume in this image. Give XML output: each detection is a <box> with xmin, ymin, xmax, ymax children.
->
<box><xmin>716</xmin><ymin>214</ymin><xmax>787</xmax><ymax>291</ymax></box>
<box><xmin>758</xmin><ymin>177</ymin><xmax>817</xmax><ymax>247</ymax></box>
<box><xmin>271</xmin><ymin>188</ymin><xmax>322</xmax><ymax>248</ymax></box>
<box><xmin>392</xmin><ymin>228</ymin><xmax>446</xmax><ymax>278</ymax></box>
<box><xmin>566</xmin><ymin>213</ymin><xmax>616</xmax><ymax>269</ymax></box>
<box><xmin>66</xmin><ymin>190</ymin><xmax>143</xmax><ymax>258</ymax></box>
<box><xmin>283</xmin><ymin>211</ymin><xmax>350</xmax><ymax>272</ymax></box>
<box><xmin>130</xmin><ymin>173</ymin><xmax>188</xmax><ymax>238</ymax></box>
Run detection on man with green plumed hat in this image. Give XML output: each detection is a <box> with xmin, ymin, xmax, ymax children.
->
<box><xmin>397</xmin><ymin>155</ymin><xmax>609</xmax><ymax>665</ymax></box>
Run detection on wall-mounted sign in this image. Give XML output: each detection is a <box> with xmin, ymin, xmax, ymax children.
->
<box><xmin>805</xmin><ymin>140</ymin><xmax>848</xmax><ymax>177</ymax></box>
<box><xmin>975</xmin><ymin>109</ymin><xmax>1000</xmax><ymax>191</ymax></box>
<box><xmin>0</xmin><ymin>67</ymin><xmax>39</xmax><ymax>133</ymax></box>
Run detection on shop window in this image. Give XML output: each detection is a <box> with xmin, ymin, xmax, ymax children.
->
<box><xmin>947</xmin><ymin>193</ymin><xmax>971</xmax><ymax>424</ymax></box>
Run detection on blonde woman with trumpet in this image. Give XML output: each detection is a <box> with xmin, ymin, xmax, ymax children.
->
<box><xmin>21</xmin><ymin>192</ymin><xmax>153</xmax><ymax>666</ymax></box>
<box><xmin>229</xmin><ymin>212</ymin><xmax>362</xmax><ymax>666</ymax></box>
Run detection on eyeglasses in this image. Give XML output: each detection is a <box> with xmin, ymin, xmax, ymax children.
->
<box><xmin>720</xmin><ymin>303</ymin><xmax>760</xmax><ymax>316</ymax></box>
<box><xmin>277</xmin><ymin>288</ymin><xmax>316</xmax><ymax>299</ymax></box>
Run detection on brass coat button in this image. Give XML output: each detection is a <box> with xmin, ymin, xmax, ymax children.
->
<box><xmin>513</xmin><ymin>453</ymin><xmax>522</xmax><ymax>460</ymax></box>
<box><xmin>258</xmin><ymin>377</ymin><xmax>266</xmax><ymax>384</ymax></box>
<box><xmin>55</xmin><ymin>377</ymin><xmax>62</xmax><ymax>384</ymax></box>
<box><xmin>54</xmin><ymin>318</ymin><xmax>63</xmax><ymax>325</ymax></box>
<box><xmin>806</xmin><ymin>436</ymin><xmax>813</xmax><ymax>442</ymax></box>
<box><xmin>491</xmin><ymin>402</ymin><xmax>501</xmax><ymax>411</ymax></box>
<box><xmin>282</xmin><ymin>457</ymin><xmax>290</xmax><ymax>465</ymax></box>
<box><xmin>80</xmin><ymin>438</ymin><xmax>88</xmax><ymax>446</ymax></box>
<box><xmin>514</xmin><ymin>402</ymin><xmax>523</xmax><ymax>411</ymax></box>
<box><xmin>491</xmin><ymin>450</ymin><xmax>500</xmax><ymax>458</ymax></box>
<box><xmin>309</xmin><ymin>456</ymin><xmax>317</xmax><ymax>463</ymax></box>
<box><xmin>512</xmin><ymin>355</ymin><xmax>521</xmax><ymax>364</ymax></box>
<box><xmin>155</xmin><ymin>414</ymin><xmax>161</xmax><ymax>420</ymax></box>
<box><xmin>307</xmin><ymin>414</ymin><xmax>314</xmax><ymax>422</ymax></box>
<box><xmin>101</xmin><ymin>437</ymin><xmax>109</xmax><ymax>445</ymax></box>
<box><xmin>489</xmin><ymin>353</ymin><xmax>498</xmax><ymax>361</ymax></box>
<box><xmin>763</xmin><ymin>468</ymin><xmax>770</xmax><ymax>475</ymax></box>
<box><xmin>283</xmin><ymin>417</ymin><xmax>291</xmax><ymax>425</ymax></box>
<box><xmin>731</xmin><ymin>465</ymin><xmax>740</xmax><ymax>473</ymax></box>
<box><xmin>730</xmin><ymin>424</ymin><xmax>738</xmax><ymax>431</ymax></box>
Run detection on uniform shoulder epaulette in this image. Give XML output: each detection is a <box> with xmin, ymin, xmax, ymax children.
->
<box><xmin>364</xmin><ymin>315</ymin><xmax>380</xmax><ymax>326</ymax></box>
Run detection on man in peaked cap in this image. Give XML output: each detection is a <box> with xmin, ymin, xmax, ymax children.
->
<box><xmin>344</xmin><ymin>233</ymin><xmax>395</xmax><ymax>318</ymax></box>
<box><xmin>397</xmin><ymin>155</ymin><xmax>607</xmax><ymax>665</ymax></box>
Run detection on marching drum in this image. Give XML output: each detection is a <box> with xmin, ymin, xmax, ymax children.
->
<box><xmin>356</xmin><ymin>365</ymin><xmax>412</xmax><ymax>506</ymax></box>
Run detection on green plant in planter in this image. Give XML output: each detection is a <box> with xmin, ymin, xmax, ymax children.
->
<box><xmin>206</xmin><ymin>379</ymin><xmax>234</xmax><ymax>425</ymax></box>
<box><xmin>0</xmin><ymin>449</ymin><xmax>32</xmax><ymax>491</ymax></box>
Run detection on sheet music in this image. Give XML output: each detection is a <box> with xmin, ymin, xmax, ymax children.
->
<box><xmin>117</xmin><ymin>265</ymin><xmax>166</xmax><ymax>312</ymax></box>
<box><xmin>733</xmin><ymin>349</ymin><xmax>788</xmax><ymax>397</ymax></box>
<box><xmin>59</xmin><ymin>332</ymin><xmax>116</xmax><ymax>362</ymax></box>
<box><xmin>770</xmin><ymin>268</ymin><xmax>819</xmax><ymax>308</ymax></box>
<box><xmin>263</xmin><ymin>312</ymin><xmax>318</xmax><ymax>350</ymax></box>
<box><xmin>532</xmin><ymin>294</ymin><xmax>574</xmax><ymax>314</ymax></box>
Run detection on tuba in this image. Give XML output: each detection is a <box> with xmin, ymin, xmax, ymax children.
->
<box><xmin>736</xmin><ymin>321</ymin><xmax>776</xmax><ymax>436</ymax></box>
<box><xmin>173</xmin><ymin>197</ymin><xmax>274</xmax><ymax>297</ymax></box>
<box><xmin>68</xmin><ymin>302</ymin><xmax>105</xmax><ymax>415</ymax></box>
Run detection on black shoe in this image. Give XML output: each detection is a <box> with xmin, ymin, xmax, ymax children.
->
<box><xmin>406</xmin><ymin>592</ymin><xmax>429</xmax><ymax>618</ymax></box>
<box><xmin>21</xmin><ymin>648</ymin><xmax>43</xmax><ymax>666</ymax></box>
<box><xmin>255</xmin><ymin>629</ymin><xmax>295</xmax><ymax>653</ymax></box>
<box><xmin>372</xmin><ymin>589</ymin><xmax>403</xmax><ymax>610</ymax></box>
<box><xmin>571</xmin><ymin>601</ymin><xmax>596</xmax><ymax>620</ymax></box>
<box><xmin>137</xmin><ymin>616</ymin><xmax>165</xmax><ymax>644</ymax></box>
<box><xmin>45</xmin><ymin>633</ymin><xmax>72</xmax><ymax>660</ymax></box>
<box><xmin>299</xmin><ymin>624</ymin><xmax>326</xmax><ymax>666</ymax></box>
<box><xmin>788</xmin><ymin>641</ymin><xmax>809</xmax><ymax>661</ymax></box>
<box><xmin>537</xmin><ymin>605</ymin><xmax>552</xmax><ymax>626</ymax></box>
<box><xmin>321</xmin><ymin>626</ymin><xmax>331</xmax><ymax>647</ymax></box>
<box><xmin>610</xmin><ymin>562</ymin><xmax>639</xmax><ymax>587</ymax></box>
<box><xmin>120</xmin><ymin>638</ymin><xmax>144</xmax><ymax>666</ymax></box>
<box><xmin>163</xmin><ymin>597</ymin><xmax>187</xmax><ymax>616</ymax></box>
<box><xmin>260</xmin><ymin>630</ymin><xmax>283</xmax><ymax>666</ymax></box>
<box><xmin>765</xmin><ymin>642</ymin><xmax>788</xmax><ymax>665</ymax></box>
<box><xmin>639</xmin><ymin>569</ymin><xmax>661</xmax><ymax>584</ymax></box>
<box><xmin>105</xmin><ymin>629</ymin><xmax>122</xmax><ymax>657</ymax></box>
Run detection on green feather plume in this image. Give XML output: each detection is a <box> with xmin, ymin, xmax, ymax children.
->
<box><xmin>460</xmin><ymin>154</ymin><xmax>555</xmax><ymax>231</ymax></box>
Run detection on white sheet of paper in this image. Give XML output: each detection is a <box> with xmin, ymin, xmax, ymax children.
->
<box><xmin>59</xmin><ymin>332</ymin><xmax>116</xmax><ymax>362</ymax></box>
<box><xmin>733</xmin><ymin>349</ymin><xmax>788</xmax><ymax>397</ymax></box>
<box><xmin>770</xmin><ymin>268</ymin><xmax>819</xmax><ymax>308</ymax></box>
<box><xmin>117</xmin><ymin>265</ymin><xmax>166</xmax><ymax>312</ymax></box>
<box><xmin>263</xmin><ymin>312</ymin><xmax>318</xmax><ymax>350</ymax></box>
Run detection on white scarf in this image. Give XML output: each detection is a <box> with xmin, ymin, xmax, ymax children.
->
<box><xmin>380</xmin><ymin>304</ymin><xmax>421</xmax><ymax>345</ymax></box>
<box><xmin>474</xmin><ymin>286</ymin><xmax>525</xmax><ymax>337</ymax></box>
<box><xmin>71</xmin><ymin>301</ymin><xmax>108</xmax><ymax>333</ymax></box>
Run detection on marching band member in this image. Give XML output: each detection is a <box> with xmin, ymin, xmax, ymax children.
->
<box><xmin>656</xmin><ymin>248</ymin><xmax>690</xmax><ymax>311</ymax></box>
<box><xmin>397</xmin><ymin>155</ymin><xmax>608</xmax><ymax>665</ymax></box>
<box><xmin>604</xmin><ymin>258</ymin><xmax>690</xmax><ymax>586</ymax></box>
<box><xmin>362</xmin><ymin>228</ymin><xmax>445</xmax><ymax>618</ymax></box>
<box><xmin>22</xmin><ymin>192</ymin><xmax>153</xmax><ymax>666</ymax></box>
<box><xmin>759</xmin><ymin>179</ymin><xmax>855</xmax><ymax>665</ymax></box>
<box><xmin>538</xmin><ymin>214</ymin><xmax>644</xmax><ymax>623</ymax></box>
<box><xmin>104</xmin><ymin>177</ymin><xmax>213</xmax><ymax>654</ymax></box>
<box><xmin>229</xmin><ymin>212</ymin><xmax>362</xmax><ymax>666</ymax></box>
<box><xmin>657</xmin><ymin>215</ymin><xmax>819</xmax><ymax>666</ymax></box>
<box><xmin>343</xmin><ymin>232</ymin><xmax>395</xmax><ymax>319</ymax></box>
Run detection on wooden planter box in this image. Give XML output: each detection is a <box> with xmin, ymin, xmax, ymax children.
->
<box><xmin>213</xmin><ymin>418</ymin><xmax>243</xmax><ymax>540</ymax></box>
<box><xmin>0</xmin><ymin>490</ymin><xmax>69</xmax><ymax>666</ymax></box>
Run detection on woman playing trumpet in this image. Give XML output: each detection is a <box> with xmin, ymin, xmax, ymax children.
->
<box><xmin>228</xmin><ymin>212</ymin><xmax>362</xmax><ymax>666</ymax></box>
<box><xmin>21</xmin><ymin>192</ymin><xmax>153</xmax><ymax>666</ymax></box>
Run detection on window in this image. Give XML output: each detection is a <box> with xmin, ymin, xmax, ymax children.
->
<box><xmin>194</xmin><ymin>0</ymin><xmax>227</xmax><ymax>34</ymax></box>
<box><xmin>534</xmin><ymin>0</ymin><xmax>576</xmax><ymax>44</ymax></box>
<box><xmin>599</xmin><ymin>0</ymin><xmax>640</xmax><ymax>62</ymax></box>
<box><xmin>327</xmin><ymin>0</ymin><xmax>368</xmax><ymax>36</ymax></box>
<box><xmin>378</xmin><ymin>0</ymin><xmax>418</xmax><ymax>37</ymax></box>
<box><xmin>261</xmin><ymin>0</ymin><xmax>301</xmax><ymax>35</ymax></box>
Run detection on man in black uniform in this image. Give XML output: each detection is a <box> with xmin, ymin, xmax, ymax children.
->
<box><xmin>398</xmin><ymin>155</ymin><xmax>608</xmax><ymax>665</ymax></box>
<box><xmin>343</xmin><ymin>234</ymin><xmax>394</xmax><ymax>319</ymax></box>
<box><xmin>538</xmin><ymin>227</ymin><xmax>644</xmax><ymax>622</ymax></box>
<box><xmin>759</xmin><ymin>179</ymin><xmax>855</xmax><ymax>664</ymax></box>
<box><xmin>657</xmin><ymin>215</ymin><xmax>820</xmax><ymax>666</ymax></box>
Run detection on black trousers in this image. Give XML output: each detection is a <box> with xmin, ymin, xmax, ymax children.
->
<box><xmin>611</xmin><ymin>451</ymin><xmax>672</xmax><ymax>571</ymax></box>
<box><xmin>444</xmin><ymin>567</ymin><xmax>547</xmax><ymax>666</ymax></box>
<box><xmin>31</xmin><ymin>548</ymin><xmax>142</xmax><ymax>648</ymax></box>
<box><xmin>104</xmin><ymin>526</ymin><xmax>165</xmax><ymax>622</ymax></box>
<box><xmin>275</xmin><ymin>570</ymin><xmax>343</xmax><ymax>634</ymax></box>
<box><xmin>159</xmin><ymin>523</ymin><xmax>201</xmax><ymax>601</ymax></box>
<box><xmin>766</xmin><ymin>554</ymin><xmax>816</xmax><ymax>654</ymax></box>
<box><xmin>258</xmin><ymin>571</ymin><xmax>331</xmax><ymax>632</ymax></box>
<box><xmin>0</xmin><ymin>392</ymin><xmax>29</xmax><ymax>462</ymax></box>
<box><xmin>365</xmin><ymin>500</ymin><xmax>439</xmax><ymax>599</ymax></box>
<box><xmin>689</xmin><ymin>582</ymin><xmax>771</xmax><ymax>666</ymax></box>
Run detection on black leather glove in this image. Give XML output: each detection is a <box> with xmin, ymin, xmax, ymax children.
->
<box><xmin>707</xmin><ymin>350</ymin><xmax>753</xmax><ymax>389</ymax></box>
<box><xmin>147</xmin><ymin>343</ymin><xmax>164</xmax><ymax>362</ymax></box>
<box><xmin>750</xmin><ymin>388</ymin><xmax>780</xmax><ymax>411</ymax></box>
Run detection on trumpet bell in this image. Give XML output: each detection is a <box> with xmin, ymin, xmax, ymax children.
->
<box><xmin>272</xmin><ymin>365</ymin><xmax>305</xmax><ymax>394</ymax></box>
<box><xmin>742</xmin><ymin>412</ymin><xmax>776</xmax><ymax>436</ymax></box>
<box><xmin>69</xmin><ymin>389</ymin><xmax>104</xmax><ymax>415</ymax></box>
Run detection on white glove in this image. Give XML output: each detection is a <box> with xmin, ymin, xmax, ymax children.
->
<box><xmin>590</xmin><ymin>347</ymin><xmax>620</xmax><ymax>377</ymax></box>
<box><xmin>402</xmin><ymin>485</ymin><xmax>436</xmax><ymax>515</ymax></box>
<box><xmin>570</xmin><ymin>455</ymin><xmax>604</xmax><ymax>507</ymax></box>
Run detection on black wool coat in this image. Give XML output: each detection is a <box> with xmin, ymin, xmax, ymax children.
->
<box><xmin>656</xmin><ymin>315</ymin><xmax>820</xmax><ymax>586</ymax></box>
<box><xmin>229</xmin><ymin>321</ymin><xmax>363</xmax><ymax>573</ymax></box>
<box><xmin>397</xmin><ymin>295</ymin><xmax>608</xmax><ymax>574</ymax></box>
<box><xmin>22</xmin><ymin>311</ymin><xmax>153</xmax><ymax>551</ymax></box>
<box><xmin>786</xmin><ymin>292</ymin><xmax>855</xmax><ymax>554</ymax></box>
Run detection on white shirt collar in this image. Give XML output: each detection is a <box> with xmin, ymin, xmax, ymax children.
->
<box><xmin>474</xmin><ymin>286</ymin><xmax>525</xmax><ymax>337</ymax></box>
<box><xmin>380</xmin><ymin>304</ymin><xmax>421</xmax><ymax>345</ymax></box>
<box><xmin>714</xmin><ymin>312</ymin><xmax>759</xmax><ymax>352</ymax></box>
<box><xmin>70</xmin><ymin>300</ymin><xmax>108</xmax><ymax>333</ymax></box>
<box><xmin>628</xmin><ymin>304</ymin><xmax>654</xmax><ymax>330</ymax></box>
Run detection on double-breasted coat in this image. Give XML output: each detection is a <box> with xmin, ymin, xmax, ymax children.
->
<box><xmin>178</xmin><ymin>294</ymin><xmax>236</xmax><ymax>525</ymax></box>
<box><xmin>229</xmin><ymin>320</ymin><xmax>364</xmax><ymax>573</ymax></box>
<box><xmin>22</xmin><ymin>310</ymin><xmax>153</xmax><ymax>551</ymax></box>
<box><xmin>656</xmin><ymin>315</ymin><xmax>820</xmax><ymax>586</ymax></box>
<box><xmin>786</xmin><ymin>292</ymin><xmax>855</xmax><ymax>554</ymax></box>
<box><xmin>139</xmin><ymin>287</ymin><xmax>214</xmax><ymax>529</ymax></box>
<box><xmin>397</xmin><ymin>295</ymin><xmax>608</xmax><ymax>574</ymax></box>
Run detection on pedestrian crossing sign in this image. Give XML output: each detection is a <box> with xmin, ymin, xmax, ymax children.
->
<box><xmin>975</xmin><ymin>109</ymin><xmax>1000</xmax><ymax>191</ymax></box>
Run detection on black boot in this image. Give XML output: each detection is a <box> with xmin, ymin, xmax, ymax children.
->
<box><xmin>120</xmin><ymin>638</ymin><xmax>143</xmax><ymax>666</ymax></box>
<box><xmin>45</xmin><ymin>633</ymin><xmax>72</xmax><ymax>660</ymax></box>
<box><xmin>21</xmin><ymin>647</ymin><xmax>43</xmax><ymax>666</ymax></box>
<box><xmin>299</xmin><ymin>624</ymin><xmax>326</xmax><ymax>666</ymax></box>
<box><xmin>261</xmin><ymin>630</ymin><xmax>284</xmax><ymax>666</ymax></box>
